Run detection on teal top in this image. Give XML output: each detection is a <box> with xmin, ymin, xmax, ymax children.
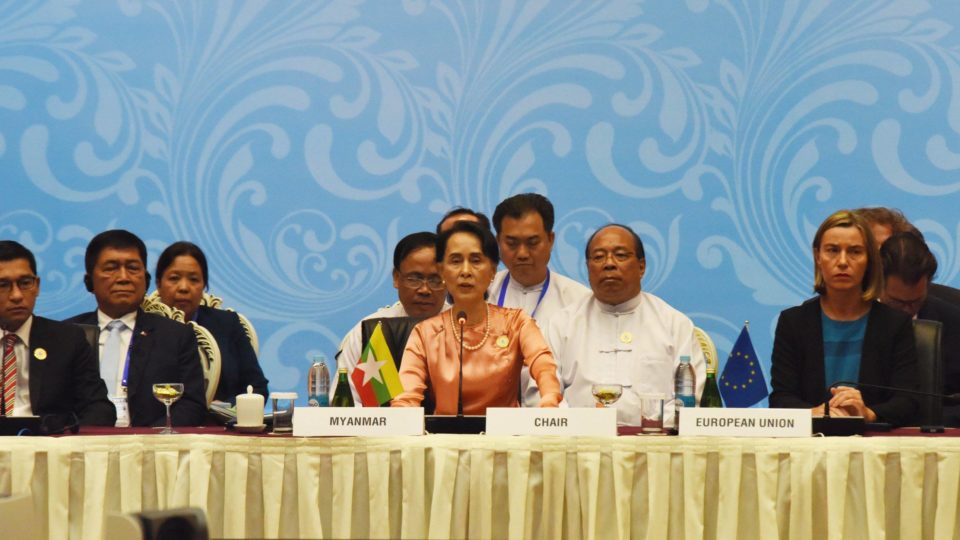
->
<box><xmin>821</xmin><ymin>311</ymin><xmax>869</xmax><ymax>391</ymax></box>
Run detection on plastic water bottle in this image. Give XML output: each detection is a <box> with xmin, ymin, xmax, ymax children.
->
<box><xmin>307</xmin><ymin>355</ymin><xmax>330</xmax><ymax>406</ymax></box>
<box><xmin>674</xmin><ymin>355</ymin><xmax>696</xmax><ymax>428</ymax></box>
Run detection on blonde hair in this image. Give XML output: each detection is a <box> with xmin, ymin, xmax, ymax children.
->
<box><xmin>812</xmin><ymin>209</ymin><xmax>883</xmax><ymax>301</ymax></box>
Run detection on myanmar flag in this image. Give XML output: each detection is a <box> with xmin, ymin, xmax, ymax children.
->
<box><xmin>350</xmin><ymin>322</ymin><xmax>404</xmax><ymax>406</ymax></box>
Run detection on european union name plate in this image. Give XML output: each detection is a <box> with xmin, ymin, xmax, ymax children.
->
<box><xmin>486</xmin><ymin>407</ymin><xmax>617</xmax><ymax>436</ymax></box>
<box><xmin>293</xmin><ymin>407</ymin><xmax>424</xmax><ymax>436</ymax></box>
<box><xmin>679</xmin><ymin>408</ymin><xmax>810</xmax><ymax>437</ymax></box>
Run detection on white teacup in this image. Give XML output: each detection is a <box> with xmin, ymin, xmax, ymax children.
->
<box><xmin>236</xmin><ymin>385</ymin><xmax>264</xmax><ymax>427</ymax></box>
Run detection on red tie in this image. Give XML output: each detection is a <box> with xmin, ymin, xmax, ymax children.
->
<box><xmin>2</xmin><ymin>334</ymin><xmax>18</xmax><ymax>416</ymax></box>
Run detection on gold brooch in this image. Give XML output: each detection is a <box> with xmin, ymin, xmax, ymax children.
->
<box><xmin>496</xmin><ymin>335</ymin><xmax>509</xmax><ymax>348</ymax></box>
<box><xmin>34</xmin><ymin>348</ymin><xmax>48</xmax><ymax>360</ymax></box>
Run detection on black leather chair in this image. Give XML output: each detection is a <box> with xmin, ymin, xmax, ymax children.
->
<box><xmin>106</xmin><ymin>507</ymin><xmax>208</xmax><ymax>540</ymax></box>
<box><xmin>914</xmin><ymin>319</ymin><xmax>943</xmax><ymax>427</ymax></box>
<box><xmin>73</xmin><ymin>323</ymin><xmax>100</xmax><ymax>353</ymax></box>
<box><xmin>360</xmin><ymin>316</ymin><xmax>431</xmax><ymax>411</ymax></box>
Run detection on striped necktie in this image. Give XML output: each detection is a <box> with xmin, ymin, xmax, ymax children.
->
<box><xmin>2</xmin><ymin>334</ymin><xmax>18</xmax><ymax>416</ymax></box>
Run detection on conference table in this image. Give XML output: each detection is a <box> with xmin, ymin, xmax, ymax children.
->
<box><xmin>1</xmin><ymin>427</ymin><xmax>959</xmax><ymax>539</ymax></box>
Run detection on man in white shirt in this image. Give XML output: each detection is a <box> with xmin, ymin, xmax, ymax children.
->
<box><xmin>0</xmin><ymin>241</ymin><xmax>114</xmax><ymax>425</ymax></box>
<box><xmin>489</xmin><ymin>193</ymin><xmax>591</xmax><ymax>406</ymax></box>
<box><xmin>541</xmin><ymin>224</ymin><xmax>706</xmax><ymax>426</ymax></box>
<box><xmin>331</xmin><ymin>231</ymin><xmax>447</xmax><ymax>403</ymax></box>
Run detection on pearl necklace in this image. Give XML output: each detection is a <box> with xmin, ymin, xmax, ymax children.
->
<box><xmin>451</xmin><ymin>304</ymin><xmax>491</xmax><ymax>351</ymax></box>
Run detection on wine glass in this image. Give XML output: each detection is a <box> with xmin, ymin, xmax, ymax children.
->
<box><xmin>591</xmin><ymin>383</ymin><xmax>623</xmax><ymax>407</ymax></box>
<box><xmin>152</xmin><ymin>383</ymin><xmax>184</xmax><ymax>434</ymax></box>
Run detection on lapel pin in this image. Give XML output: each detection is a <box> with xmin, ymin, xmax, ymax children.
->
<box><xmin>34</xmin><ymin>348</ymin><xmax>48</xmax><ymax>360</ymax></box>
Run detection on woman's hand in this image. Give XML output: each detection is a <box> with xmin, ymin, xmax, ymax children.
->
<box><xmin>539</xmin><ymin>393</ymin><xmax>562</xmax><ymax>408</ymax></box>
<box><xmin>829</xmin><ymin>386</ymin><xmax>877</xmax><ymax>422</ymax></box>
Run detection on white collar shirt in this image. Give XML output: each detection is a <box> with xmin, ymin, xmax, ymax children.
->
<box><xmin>96</xmin><ymin>309</ymin><xmax>138</xmax><ymax>396</ymax></box>
<box><xmin>488</xmin><ymin>268</ymin><xmax>591</xmax><ymax>407</ymax></box>
<box><xmin>541</xmin><ymin>291</ymin><xmax>706</xmax><ymax>426</ymax></box>
<box><xmin>488</xmin><ymin>268</ymin><xmax>591</xmax><ymax>323</ymax></box>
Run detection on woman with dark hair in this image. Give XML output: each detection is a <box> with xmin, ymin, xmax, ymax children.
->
<box><xmin>770</xmin><ymin>210</ymin><xmax>918</xmax><ymax>425</ymax></box>
<box><xmin>392</xmin><ymin>221</ymin><xmax>562</xmax><ymax>413</ymax></box>
<box><xmin>156</xmin><ymin>241</ymin><xmax>269</xmax><ymax>402</ymax></box>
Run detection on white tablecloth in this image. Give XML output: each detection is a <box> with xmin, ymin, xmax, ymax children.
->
<box><xmin>1</xmin><ymin>434</ymin><xmax>959</xmax><ymax>539</ymax></box>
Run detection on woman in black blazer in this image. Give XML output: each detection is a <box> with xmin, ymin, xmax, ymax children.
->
<box><xmin>770</xmin><ymin>210</ymin><xmax>918</xmax><ymax>426</ymax></box>
<box><xmin>156</xmin><ymin>242</ymin><xmax>269</xmax><ymax>403</ymax></box>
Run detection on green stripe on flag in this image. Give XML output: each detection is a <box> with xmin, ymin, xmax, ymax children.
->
<box><xmin>369</xmin><ymin>323</ymin><xmax>404</xmax><ymax>398</ymax></box>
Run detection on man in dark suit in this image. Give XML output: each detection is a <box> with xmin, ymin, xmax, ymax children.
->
<box><xmin>66</xmin><ymin>230</ymin><xmax>206</xmax><ymax>427</ymax></box>
<box><xmin>880</xmin><ymin>232</ymin><xmax>960</xmax><ymax>426</ymax></box>
<box><xmin>855</xmin><ymin>206</ymin><xmax>960</xmax><ymax>307</ymax></box>
<box><xmin>0</xmin><ymin>241</ymin><xmax>114</xmax><ymax>425</ymax></box>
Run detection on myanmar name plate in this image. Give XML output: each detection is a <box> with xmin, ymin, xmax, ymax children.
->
<box><xmin>293</xmin><ymin>407</ymin><xmax>424</xmax><ymax>436</ymax></box>
<box><xmin>678</xmin><ymin>408</ymin><xmax>811</xmax><ymax>437</ymax></box>
<box><xmin>486</xmin><ymin>407</ymin><xmax>617</xmax><ymax>436</ymax></box>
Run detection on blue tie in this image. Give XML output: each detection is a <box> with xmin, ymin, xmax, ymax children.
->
<box><xmin>101</xmin><ymin>320</ymin><xmax>126</xmax><ymax>396</ymax></box>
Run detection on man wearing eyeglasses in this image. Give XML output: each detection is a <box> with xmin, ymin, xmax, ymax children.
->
<box><xmin>330</xmin><ymin>231</ymin><xmax>448</xmax><ymax>404</ymax></box>
<box><xmin>537</xmin><ymin>224</ymin><xmax>706</xmax><ymax>426</ymax></box>
<box><xmin>879</xmin><ymin>232</ymin><xmax>960</xmax><ymax>426</ymax></box>
<box><xmin>490</xmin><ymin>194</ymin><xmax>591</xmax><ymax>406</ymax></box>
<box><xmin>0</xmin><ymin>241</ymin><xmax>115</xmax><ymax>425</ymax></box>
<box><xmin>66</xmin><ymin>230</ymin><xmax>206</xmax><ymax>427</ymax></box>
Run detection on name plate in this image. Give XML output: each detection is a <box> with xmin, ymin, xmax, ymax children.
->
<box><xmin>292</xmin><ymin>407</ymin><xmax>424</xmax><ymax>436</ymax></box>
<box><xmin>486</xmin><ymin>407</ymin><xmax>617</xmax><ymax>436</ymax></box>
<box><xmin>679</xmin><ymin>408</ymin><xmax>811</xmax><ymax>437</ymax></box>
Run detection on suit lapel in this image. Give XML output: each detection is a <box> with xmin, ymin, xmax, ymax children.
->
<box><xmin>807</xmin><ymin>299</ymin><xmax>828</xmax><ymax>398</ymax></box>
<box><xmin>127</xmin><ymin>310</ymin><xmax>153</xmax><ymax>400</ymax></box>
<box><xmin>27</xmin><ymin>317</ymin><xmax>46</xmax><ymax>413</ymax></box>
<box><xmin>859</xmin><ymin>302</ymin><xmax>880</xmax><ymax>387</ymax></box>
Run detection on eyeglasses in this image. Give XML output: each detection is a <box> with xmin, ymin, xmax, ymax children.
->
<box><xmin>0</xmin><ymin>276</ymin><xmax>38</xmax><ymax>295</ymax></box>
<box><xmin>588</xmin><ymin>250</ymin><xmax>635</xmax><ymax>265</ymax></box>
<box><xmin>401</xmin><ymin>274</ymin><xmax>445</xmax><ymax>290</ymax></box>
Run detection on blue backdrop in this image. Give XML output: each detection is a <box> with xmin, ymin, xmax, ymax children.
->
<box><xmin>3</xmin><ymin>0</ymin><xmax>959</xmax><ymax>401</ymax></box>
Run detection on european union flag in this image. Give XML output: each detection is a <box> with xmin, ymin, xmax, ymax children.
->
<box><xmin>719</xmin><ymin>325</ymin><xmax>769</xmax><ymax>407</ymax></box>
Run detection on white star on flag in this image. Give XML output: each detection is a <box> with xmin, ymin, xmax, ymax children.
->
<box><xmin>356</xmin><ymin>349</ymin><xmax>387</xmax><ymax>386</ymax></box>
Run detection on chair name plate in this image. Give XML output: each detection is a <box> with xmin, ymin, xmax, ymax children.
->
<box><xmin>486</xmin><ymin>407</ymin><xmax>617</xmax><ymax>436</ymax></box>
<box><xmin>679</xmin><ymin>408</ymin><xmax>811</xmax><ymax>437</ymax></box>
<box><xmin>293</xmin><ymin>407</ymin><xmax>424</xmax><ymax>436</ymax></box>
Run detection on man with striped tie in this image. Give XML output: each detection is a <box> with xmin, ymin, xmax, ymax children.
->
<box><xmin>0</xmin><ymin>241</ymin><xmax>114</xmax><ymax>425</ymax></box>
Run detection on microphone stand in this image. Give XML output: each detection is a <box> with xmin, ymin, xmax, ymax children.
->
<box><xmin>423</xmin><ymin>310</ymin><xmax>485</xmax><ymax>434</ymax></box>
<box><xmin>457</xmin><ymin>312</ymin><xmax>465</xmax><ymax>418</ymax></box>
<box><xmin>831</xmin><ymin>381</ymin><xmax>959</xmax><ymax>433</ymax></box>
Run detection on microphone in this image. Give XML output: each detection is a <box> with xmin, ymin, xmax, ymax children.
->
<box><xmin>829</xmin><ymin>381</ymin><xmax>959</xmax><ymax>433</ymax></box>
<box><xmin>831</xmin><ymin>381</ymin><xmax>960</xmax><ymax>405</ymax></box>
<box><xmin>423</xmin><ymin>310</ymin><xmax>485</xmax><ymax>433</ymax></box>
<box><xmin>456</xmin><ymin>310</ymin><xmax>466</xmax><ymax>417</ymax></box>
